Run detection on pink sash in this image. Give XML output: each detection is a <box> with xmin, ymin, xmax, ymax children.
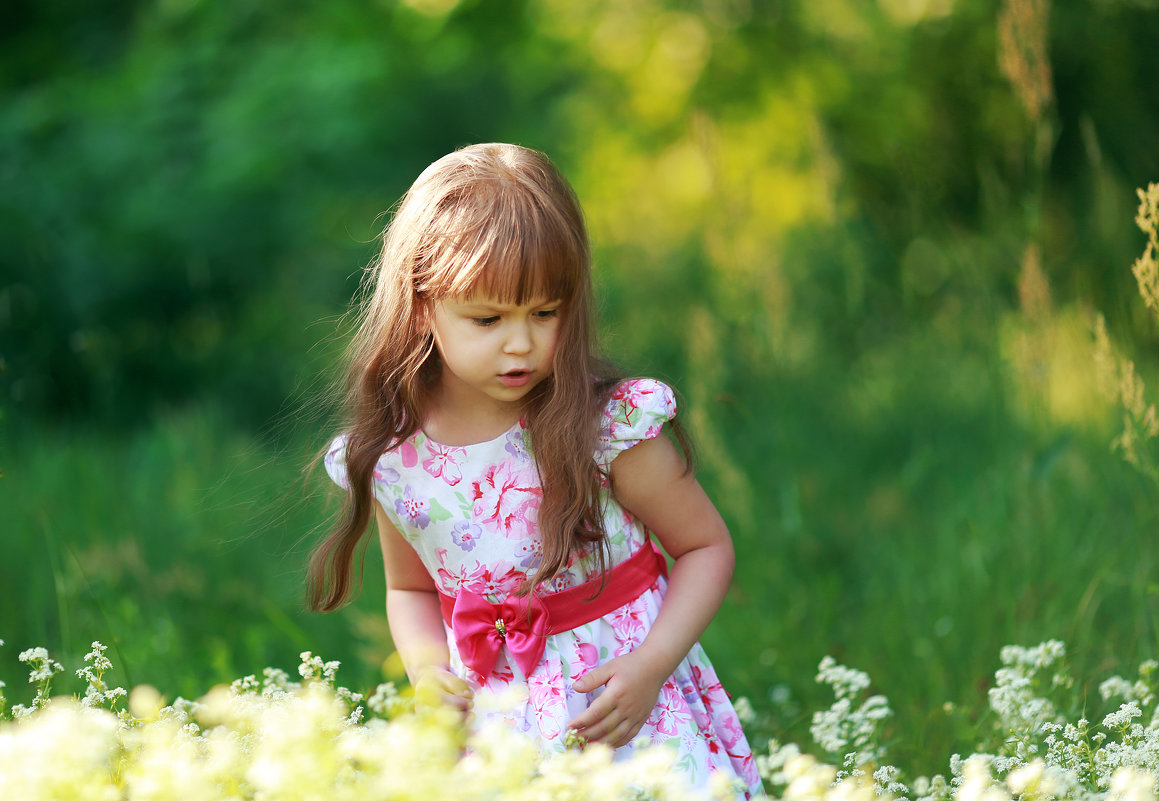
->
<box><xmin>438</xmin><ymin>541</ymin><xmax>669</xmax><ymax>678</ymax></box>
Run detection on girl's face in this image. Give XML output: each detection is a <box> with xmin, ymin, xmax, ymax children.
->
<box><xmin>428</xmin><ymin>293</ymin><xmax>562</xmax><ymax>414</ymax></box>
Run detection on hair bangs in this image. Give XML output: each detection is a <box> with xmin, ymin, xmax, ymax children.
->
<box><xmin>416</xmin><ymin>165</ymin><xmax>585</xmax><ymax>307</ymax></box>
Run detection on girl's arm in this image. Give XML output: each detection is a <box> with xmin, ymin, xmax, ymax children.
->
<box><xmin>375</xmin><ymin>501</ymin><xmax>472</xmax><ymax>711</ymax></box>
<box><xmin>567</xmin><ymin>433</ymin><xmax>735</xmax><ymax>746</ymax></box>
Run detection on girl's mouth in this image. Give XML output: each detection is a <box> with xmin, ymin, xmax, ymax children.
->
<box><xmin>499</xmin><ymin>369</ymin><xmax>531</xmax><ymax>388</ymax></box>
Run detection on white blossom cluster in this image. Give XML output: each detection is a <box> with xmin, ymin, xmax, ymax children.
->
<box><xmin>766</xmin><ymin>642</ymin><xmax>1158</xmax><ymax>801</ymax></box>
<box><xmin>986</xmin><ymin>641</ymin><xmax>1071</xmax><ymax>762</ymax></box>
<box><xmin>977</xmin><ymin>642</ymin><xmax>1159</xmax><ymax>800</ymax></box>
<box><xmin>8</xmin><ymin>645</ymin><xmax>66</xmax><ymax>719</ymax></box>
<box><xmin>3</xmin><ymin>638</ymin><xmax>1157</xmax><ymax>801</ymax></box>
<box><xmin>76</xmin><ymin>641</ymin><xmax>128</xmax><ymax>710</ymax></box>
<box><xmin>809</xmin><ymin>656</ymin><xmax>892</xmax><ymax>771</ymax></box>
<box><xmin>0</xmin><ymin>641</ymin><xmax>732</xmax><ymax>801</ymax></box>
<box><xmin>366</xmin><ymin>681</ymin><xmax>412</xmax><ymax>718</ymax></box>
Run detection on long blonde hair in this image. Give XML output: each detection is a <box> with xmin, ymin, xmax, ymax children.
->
<box><xmin>309</xmin><ymin>143</ymin><xmax>629</xmax><ymax>611</ymax></box>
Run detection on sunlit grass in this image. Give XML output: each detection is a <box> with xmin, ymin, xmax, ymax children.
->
<box><xmin>0</xmin><ymin>405</ymin><xmax>391</xmax><ymax>706</ymax></box>
<box><xmin>4</xmin><ymin>306</ymin><xmax>1156</xmax><ymax>774</ymax></box>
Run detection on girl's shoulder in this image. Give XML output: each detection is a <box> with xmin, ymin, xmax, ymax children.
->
<box><xmin>595</xmin><ymin>378</ymin><xmax>678</xmax><ymax>468</ymax></box>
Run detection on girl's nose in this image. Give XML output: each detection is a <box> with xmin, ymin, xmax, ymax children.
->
<box><xmin>503</xmin><ymin>320</ymin><xmax>533</xmax><ymax>354</ymax></box>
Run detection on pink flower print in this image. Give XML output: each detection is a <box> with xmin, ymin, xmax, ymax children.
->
<box><xmin>461</xmin><ymin>663</ymin><xmax>484</xmax><ymax>687</ymax></box>
<box><xmin>528</xmin><ymin>659</ymin><xmax>566</xmax><ymax>739</ymax></box>
<box><xmin>373</xmin><ymin>466</ymin><xmax>400</xmax><ymax>484</ymax></box>
<box><xmin>505</xmin><ymin>429</ymin><xmax>531</xmax><ymax>462</ymax></box>
<box><xmin>450</xmin><ymin>521</ymin><xmax>482</xmax><ymax>552</ymax></box>
<box><xmin>735</xmin><ymin>752</ymin><xmax>761</xmax><ymax>788</ymax></box>
<box><xmin>566</xmin><ymin>642</ymin><xmax>600</xmax><ymax>682</ymax></box>
<box><xmin>394</xmin><ymin>485</ymin><xmax>430</xmax><ymax>528</ymax></box>
<box><xmin>605</xmin><ymin>380</ymin><xmax>676</xmax><ymax>441</ymax></box>
<box><xmin>612</xmin><ymin>628</ymin><xmax>645</xmax><ymax>657</ymax></box>
<box><xmin>398</xmin><ymin>440</ymin><xmax>419</xmax><ymax>468</ymax></box>
<box><xmin>691</xmin><ymin>665</ymin><xmax>729</xmax><ymax>712</ymax></box>
<box><xmin>465</xmin><ymin>561</ymin><xmax>526</xmax><ymax>599</ymax></box>
<box><xmin>435</xmin><ymin>549</ymin><xmax>487</xmax><ymax>593</ymax></box>
<box><xmin>647</xmin><ymin>681</ymin><xmax>693</xmax><ymax>738</ymax></box>
<box><xmin>489</xmin><ymin>663</ymin><xmax>516</xmax><ymax>687</ymax></box>
<box><xmin>472</xmin><ymin>461</ymin><xmax>542</xmax><ymax>538</ymax></box>
<box><xmin>513</xmin><ymin>537</ymin><xmax>543</xmax><ymax>569</ymax></box>
<box><xmin>543</xmin><ymin>575</ymin><xmax>572</xmax><ymax>593</ymax></box>
<box><xmin>610</xmin><ymin>600</ymin><xmax>645</xmax><ymax>645</ymax></box>
<box><xmin>606</xmin><ymin>381</ymin><xmax>652</xmax><ymax>435</ymax></box>
<box><xmin>423</xmin><ymin>442</ymin><xmax>466</xmax><ymax>486</ymax></box>
<box><xmin>717</xmin><ymin>711</ymin><xmax>746</xmax><ymax>750</ymax></box>
<box><xmin>703</xmin><ymin>729</ymin><xmax>724</xmax><ymax>758</ymax></box>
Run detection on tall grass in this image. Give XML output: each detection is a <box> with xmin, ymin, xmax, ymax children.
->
<box><xmin>5</xmin><ymin>297</ymin><xmax>1156</xmax><ymax>775</ymax></box>
<box><xmin>0</xmin><ymin>404</ymin><xmax>394</xmax><ymax>704</ymax></box>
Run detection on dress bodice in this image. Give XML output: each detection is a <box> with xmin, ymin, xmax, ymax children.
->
<box><xmin>324</xmin><ymin>378</ymin><xmax>678</xmax><ymax>598</ymax></box>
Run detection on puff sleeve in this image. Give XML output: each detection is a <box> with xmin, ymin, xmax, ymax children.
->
<box><xmin>323</xmin><ymin>434</ymin><xmax>351</xmax><ymax>490</ymax></box>
<box><xmin>595</xmin><ymin>378</ymin><xmax>678</xmax><ymax>470</ymax></box>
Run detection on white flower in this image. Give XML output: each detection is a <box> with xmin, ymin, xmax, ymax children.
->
<box><xmin>1006</xmin><ymin>759</ymin><xmax>1055</xmax><ymax>797</ymax></box>
<box><xmin>817</xmin><ymin>656</ymin><xmax>873</xmax><ymax>699</ymax></box>
<box><xmin>1104</xmin><ymin>702</ymin><xmax>1144</xmax><ymax>730</ymax></box>
<box><xmin>367</xmin><ymin>682</ymin><xmax>411</xmax><ymax>718</ymax></box>
<box><xmin>784</xmin><ymin>752</ymin><xmax>838</xmax><ymax>801</ymax></box>
<box><xmin>1107</xmin><ymin>766</ymin><xmax>1158</xmax><ymax>801</ymax></box>
<box><xmin>296</xmin><ymin>651</ymin><xmax>341</xmax><ymax>685</ymax></box>
<box><xmin>955</xmin><ymin>755</ymin><xmax>1011</xmax><ymax>801</ymax></box>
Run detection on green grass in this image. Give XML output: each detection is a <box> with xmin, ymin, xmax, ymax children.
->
<box><xmin>690</xmin><ymin>319</ymin><xmax>1159</xmax><ymax>777</ymax></box>
<box><xmin>3</xmin><ymin>315</ymin><xmax>1157</xmax><ymax>779</ymax></box>
<box><xmin>1</xmin><ymin>404</ymin><xmax>395</xmax><ymax>705</ymax></box>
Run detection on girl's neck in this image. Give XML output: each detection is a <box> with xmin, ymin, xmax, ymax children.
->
<box><xmin>422</xmin><ymin>384</ymin><xmax>525</xmax><ymax>447</ymax></box>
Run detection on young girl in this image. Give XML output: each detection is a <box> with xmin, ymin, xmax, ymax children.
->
<box><xmin>310</xmin><ymin>143</ymin><xmax>762</xmax><ymax>798</ymax></box>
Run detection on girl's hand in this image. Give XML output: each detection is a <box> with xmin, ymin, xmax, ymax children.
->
<box><xmin>566</xmin><ymin>650</ymin><xmax>669</xmax><ymax>748</ymax></box>
<box><xmin>414</xmin><ymin>665</ymin><xmax>474</xmax><ymax>713</ymax></box>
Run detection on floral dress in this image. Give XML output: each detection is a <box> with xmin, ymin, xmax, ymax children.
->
<box><xmin>325</xmin><ymin>378</ymin><xmax>763</xmax><ymax>798</ymax></box>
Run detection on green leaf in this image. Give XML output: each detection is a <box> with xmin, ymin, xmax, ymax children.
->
<box><xmin>427</xmin><ymin>498</ymin><xmax>454</xmax><ymax>523</ymax></box>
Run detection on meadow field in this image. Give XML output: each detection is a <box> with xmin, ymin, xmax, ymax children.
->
<box><xmin>3</xmin><ymin>0</ymin><xmax>1159</xmax><ymax>793</ymax></box>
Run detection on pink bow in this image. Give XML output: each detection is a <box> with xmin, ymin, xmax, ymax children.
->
<box><xmin>450</xmin><ymin>590</ymin><xmax>550</xmax><ymax>678</ymax></box>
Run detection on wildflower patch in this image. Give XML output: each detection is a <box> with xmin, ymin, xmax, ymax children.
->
<box><xmin>0</xmin><ymin>639</ymin><xmax>1156</xmax><ymax>801</ymax></box>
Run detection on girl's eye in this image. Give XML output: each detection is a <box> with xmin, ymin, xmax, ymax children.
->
<box><xmin>471</xmin><ymin>316</ymin><xmax>500</xmax><ymax>327</ymax></box>
<box><xmin>534</xmin><ymin>308</ymin><xmax>559</xmax><ymax>320</ymax></box>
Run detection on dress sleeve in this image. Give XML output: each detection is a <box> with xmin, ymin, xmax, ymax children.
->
<box><xmin>595</xmin><ymin>378</ymin><xmax>678</xmax><ymax>469</ymax></box>
<box><xmin>323</xmin><ymin>434</ymin><xmax>350</xmax><ymax>490</ymax></box>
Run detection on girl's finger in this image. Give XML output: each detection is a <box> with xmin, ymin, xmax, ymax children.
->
<box><xmin>571</xmin><ymin>697</ymin><xmax>621</xmax><ymax>739</ymax></box>
<box><xmin>566</xmin><ymin>692</ymin><xmax>614</xmax><ymax>731</ymax></box>
<box><xmin>441</xmin><ymin>691</ymin><xmax>471</xmax><ymax>711</ymax></box>
<box><xmin>610</xmin><ymin>720</ymin><xmax>636</xmax><ymax>748</ymax></box>
<box><xmin>579</xmin><ymin>711</ymin><xmax>621</xmax><ymax>743</ymax></box>
<box><xmin>612</xmin><ymin>715</ymin><xmax>643</xmax><ymax>748</ymax></box>
<box><xmin>622</xmin><ymin>719</ymin><xmax>648</xmax><ymax>748</ymax></box>
<box><xmin>573</xmin><ymin>665</ymin><xmax>611</xmax><ymax>693</ymax></box>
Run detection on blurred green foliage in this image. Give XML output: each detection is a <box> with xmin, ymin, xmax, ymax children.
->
<box><xmin>4</xmin><ymin>0</ymin><xmax>1159</xmax><ymax>422</ymax></box>
<box><xmin>4</xmin><ymin>0</ymin><xmax>1159</xmax><ymax>777</ymax></box>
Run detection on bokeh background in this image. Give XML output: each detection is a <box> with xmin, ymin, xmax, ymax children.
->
<box><xmin>3</xmin><ymin>0</ymin><xmax>1158</xmax><ymax>774</ymax></box>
